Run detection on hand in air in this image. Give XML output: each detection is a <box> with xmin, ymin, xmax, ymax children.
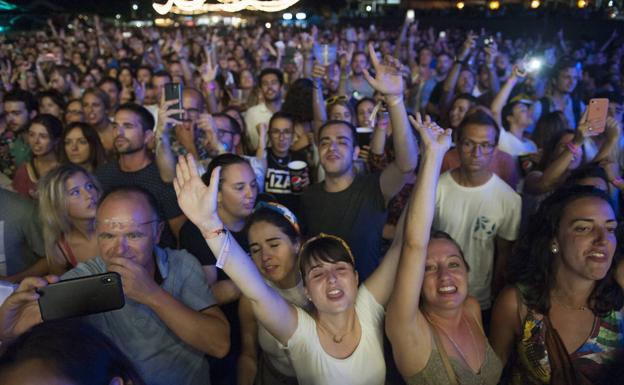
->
<box><xmin>363</xmin><ymin>42</ymin><xmax>404</xmax><ymax>96</ymax></box>
<box><xmin>409</xmin><ymin>113</ymin><xmax>452</xmax><ymax>155</ymax></box>
<box><xmin>173</xmin><ymin>154</ymin><xmax>223</xmax><ymax>233</ymax></box>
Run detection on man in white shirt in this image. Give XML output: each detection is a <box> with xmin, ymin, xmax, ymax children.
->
<box><xmin>498</xmin><ymin>98</ymin><xmax>538</xmax><ymax>159</ymax></box>
<box><xmin>244</xmin><ymin>68</ymin><xmax>283</xmax><ymax>151</ymax></box>
<box><xmin>433</xmin><ymin>110</ymin><xmax>521</xmax><ymax>317</ymax></box>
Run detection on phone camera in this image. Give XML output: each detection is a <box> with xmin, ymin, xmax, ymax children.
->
<box><xmin>102</xmin><ymin>277</ymin><xmax>113</xmax><ymax>284</ymax></box>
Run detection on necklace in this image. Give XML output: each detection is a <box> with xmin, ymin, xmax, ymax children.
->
<box><xmin>317</xmin><ymin>317</ymin><xmax>355</xmax><ymax>344</ymax></box>
<box><xmin>426</xmin><ymin>312</ymin><xmax>478</xmax><ymax>370</ymax></box>
<box><xmin>552</xmin><ymin>294</ymin><xmax>588</xmax><ymax>311</ymax></box>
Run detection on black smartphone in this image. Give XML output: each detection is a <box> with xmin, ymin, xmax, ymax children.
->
<box><xmin>164</xmin><ymin>82</ymin><xmax>184</xmax><ymax>121</ymax></box>
<box><xmin>37</xmin><ymin>272</ymin><xmax>125</xmax><ymax>321</ymax></box>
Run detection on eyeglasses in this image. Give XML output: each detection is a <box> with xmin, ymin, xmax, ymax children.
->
<box><xmin>326</xmin><ymin>95</ymin><xmax>349</xmax><ymax>106</ymax></box>
<box><xmin>216</xmin><ymin>129</ymin><xmax>236</xmax><ymax>139</ymax></box>
<box><xmin>270</xmin><ymin>129</ymin><xmax>293</xmax><ymax>138</ymax></box>
<box><xmin>460</xmin><ymin>139</ymin><xmax>496</xmax><ymax>155</ymax></box>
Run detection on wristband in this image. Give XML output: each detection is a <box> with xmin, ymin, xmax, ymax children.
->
<box><xmin>386</xmin><ymin>95</ymin><xmax>404</xmax><ymax>107</ymax></box>
<box><xmin>611</xmin><ymin>177</ymin><xmax>624</xmax><ymax>186</ymax></box>
<box><xmin>215</xmin><ymin>230</ymin><xmax>231</xmax><ymax>269</ymax></box>
<box><xmin>565</xmin><ymin>142</ymin><xmax>581</xmax><ymax>159</ymax></box>
<box><xmin>202</xmin><ymin>227</ymin><xmax>226</xmax><ymax>240</ymax></box>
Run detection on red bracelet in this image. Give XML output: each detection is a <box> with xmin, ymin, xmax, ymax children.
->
<box><xmin>566</xmin><ymin>142</ymin><xmax>581</xmax><ymax>158</ymax></box>
<box><xmin>203</xmin><ymin>227</ymin><xmax>226</xmax><ymax>240</ymax></box>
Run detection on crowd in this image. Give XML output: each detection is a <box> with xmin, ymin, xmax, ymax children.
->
<box><xmin>0</xmin><ymin>11</ymin><xmax>623</xmax><ymax>385</ymax></box>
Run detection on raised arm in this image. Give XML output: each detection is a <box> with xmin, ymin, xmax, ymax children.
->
<box><xmin>173</xmin><ymin>155</ymin><xmax>297</xmax><ymax>345</ymax></box>
<box><xmin>525</xmin><ymin>111</ymin><xmax>590</xmax><ymax>195</ymax></box>
<box><xmin>363</xmin><ymin>43</ymin><xmax>419</xmax><ymax>204</ymax></box>
<box><xmin>155</xmin><ymin>95</ymin><xmax>185</xmax><ymax>183</ymax></box>
<box><xmin>491</xmin><ymin>66</ymin><xmax>524</xmax><ymax>127</ymax></box>
<box><xmin>385</xmin><ymin>114</ymin><xmax>452</xmax><ymax>376</ymax></box>
<box><xmin>440</xmin><ymin>34</ymin><xmax>475</xmax><ymax>114</ymax></box>
<box><xmin>311</xmin><ymin>64</ymin><xmax>328</xmax><ymax>144</ymax></box>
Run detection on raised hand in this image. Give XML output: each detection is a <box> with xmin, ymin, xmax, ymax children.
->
<box><xmin>199</xmin><ymin>54</ymin><xmax>218</xmax><ymax>85</ymax></box>
<box><xmin>458</xmin><ymin>33</ymin><xmax>477</xmax><ymax>62</ymax></box>
<box><xmin>173</xmin><ymin>155</ymin><xmax>223</xmax><ymax>233</ymax></box>
<box><xmin>409</xmin><ymin>113</ymin><xmax>452</xmax><ymax>155</ymax></box>
<box><xmin>363</xmin><ymin>42</ymin><xmax>404</xmax><ymax>96</ymax></box>
<box><xmin>0</xmin><ymin>276</ymin><xmax>59</xmax><ymax>341</ymax></box>
<box><xmin>300</xmin><ymin>32</ymin><xmax>315</xmax><ymax>54</ymax></box>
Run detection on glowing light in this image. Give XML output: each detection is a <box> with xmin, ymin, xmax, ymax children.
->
<box><xmin>365</xmin><ymin>5</ymin><xmax>372</xmax><ymax>12</ymax></box>
<box><xmin>153</xmin><ymin>0</ymin><xmax>301</xmax><ymax>15</ymax></box>
<box><xmin>489</xmin><ymin>1</ymin><xmax>500</xmax><ymax>10</ymax></box>
<box><xmin>608</xmin><ymin>0</ymin><xmax>614</xmax><ymax>6</ymax></box>
<box><xmin>283</xmin><ymin>12</ymin><xmax>293</xmax><ymax>20</ymax></box>
<box><xmin>457</xmin><ymin>1</ymin><xmax>465</xmax><ymax>9</ymax></box>
<box><xmin>265</xmin><ymin>22</ymin><xmax>271</xmax><ymax>28</ymax></box>
<box><xmin>577</xmin><ymin>0</ymin><xmax>587</xmax><ymax>8</ymax></box>
<box><xmin>295</xmin><ymin>12</ymin><xmax>306</xmax><ymax>20</ymax></box>
<box><xmin>530</xmin><ymin>0</ymin><xmax>539</xmax><ymax>8</ymax></box>
<box><xmin>132</xmin><ymin>3</ymin><xmax>139</xmax><ymax>10</ymax></box>
<box><xmin>115</xmin><ymin>14</ymin><xmax>122</xmax><ymax>19</ymax></box>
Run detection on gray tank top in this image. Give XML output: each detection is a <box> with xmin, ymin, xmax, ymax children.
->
<box><xmin>404</xmin><ymin>329</ymin><xmax>502</xmax><ymax>385</ymax></box>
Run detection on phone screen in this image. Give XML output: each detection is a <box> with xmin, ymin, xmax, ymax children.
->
<box><xmin>587</xmin><ymin>98</ymin><xmax>609</xmax><ymax>135</ymax></box>
<box><xmin>164</xmin><ymin>83</ymin><xmax>184</xmax><ymax>121</ymax></box>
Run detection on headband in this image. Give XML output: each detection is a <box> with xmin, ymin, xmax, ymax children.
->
<box><xmin>254</xmin><ymin>201</ymin><xmax>301</xmax><ymax>235</ymax></box>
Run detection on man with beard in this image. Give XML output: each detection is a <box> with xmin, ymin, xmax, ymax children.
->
<box><xmin>534</xmin><ymin>59</ymin><xmax>585</xmax><ymax>129</ymax></box>
<box><xmin>244</xmin><ymin>68</ymin><xmax>283</xmax><ymax>152</ymax></box>
<box><xmin>339</xmin><ymin>51</ymin><xmax>376</xmax><ymax>99</ymax></box>
<box><xmin>0</xmin><ymin>90</ymin><xmax>37</xmax><ymax>179</ymax></box>
<box><xmin>95</xmin><ymin>103</ymin><xmax>185</xmax><ymax>248</ymax></box>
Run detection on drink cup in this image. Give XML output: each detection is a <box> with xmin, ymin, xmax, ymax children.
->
<box><xmin>356</xmin><ymin>127</ymin><xmax>374</xmax><ymax>147</ymax></box>
<box><xmin>288</xmin><ymin>160</ymin><xmax>308</xmax><ymax>194</ymax></box>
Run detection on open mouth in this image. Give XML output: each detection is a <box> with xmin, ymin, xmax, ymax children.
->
<box><xmin>437</xmin><ymin>285</ymin><xmax>458</xmax><ymax>295</ymax></box>
<box><xmin>327</xmin><ymin>288</ymin><xmax>344</xmax><ymax>300</ymax></box>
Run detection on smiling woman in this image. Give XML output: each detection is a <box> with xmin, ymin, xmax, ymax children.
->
<box><xmin>490</xmin><ymin>186</ymin><xmax>624</xmax><ymax>385</ymax></box>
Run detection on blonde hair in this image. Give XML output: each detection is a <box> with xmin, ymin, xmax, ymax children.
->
<box><xmin>38</xmin><ymin>164</ymin><xmax>100</xmax><ymax>269</ymax></box>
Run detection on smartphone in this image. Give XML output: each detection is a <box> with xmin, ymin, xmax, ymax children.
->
<box><xmin>406</xmin><ymin>10</ymin><xmax>415</xmax><ymax>21</ymax></box>
<box><xmin>37</xmin><ymin>272</ymin><xmax>125</xmax><ymax>321</ymax></box>
<box><xmin>586</xmin><ymin>98</ymin><xmax>609</xmax><ymax>135</ymax></box>
<box><xmin>439</xmin><ymin>31</ymin><xmax>447</xmax><ymax>39</ymax></box>
<box><xmin>164</xmin><ymin>82</ymin><xmax>184</xmax><ymax>121</ymax></box>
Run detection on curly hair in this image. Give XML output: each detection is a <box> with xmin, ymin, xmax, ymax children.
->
<box><xmin>281</xmin><ymin>78</ymin><xmax>314</xmax><ymax>123</ymax></box>
<box><xmin>508</xmin><ymin>185</ymin><xmax>623</xmax><ymax>316</ymax></box>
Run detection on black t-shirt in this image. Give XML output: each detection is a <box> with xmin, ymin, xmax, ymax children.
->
<box><xmin>264</xmin><ymin>149</ymin><xmax>308</xmax><ymax>218</ymax></box>
<box><xmin>179</xmin><ymin>221</ymin><xmax>249</xmax><ymax>266</ymax></box>
<box><xmin>301</xmin><ymin>173</ymin><xmax>387</xmax><ymax>281</ymax></box>
<box><xmin>94</xmin><ymin>161</ymin><xmax>182</xmax><ymax>248</ymax></box>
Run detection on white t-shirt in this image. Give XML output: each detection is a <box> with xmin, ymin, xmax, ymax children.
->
<box><xmin>244</xmin><ymin>103</ymin><xmax>274</xmax><ymax>151</ymax></box>
<box><xmin>433</xmin><ymin>171</ymin><xmax>521</xmax><ymax>309</ymax></box>
<box><xmin>284</xmin><ymin>285</ymin><xmax>385</xmax><ymax>385</ymax></box>
<box><xmin>498</xmin><ymin>129</ymin><xmax>538</xmax><ymax>159</ymax></box>
<box><xmin>258</xmin><ymin>280</ymin><xmax>310</xmax><ymax>377</ymax></box>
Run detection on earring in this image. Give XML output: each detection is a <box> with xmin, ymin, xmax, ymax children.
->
<box><xmin>551</xmin><ymin>245</ymin><xmax>559</xmax><ymax>254</ymax></box>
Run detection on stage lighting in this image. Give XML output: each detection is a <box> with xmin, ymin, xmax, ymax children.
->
<box><xmin>530</xmin><ymin>0</ymin><xmax>540</xmax><ymax>8</ymax></box>
<box><xmin>577</xmin><ymin>0</ymin><xmax>587</xmax><ymax>8</ymax></box>
<box><xmin>489</xmin><ymin>1</ymin><xmax>500</xmax><ymax>10</ymax></box>
<box><xmin>366</xmin><ymin>5</ymin><xmax>372</xmax><ymax>12</ymax></box>
<box><xmin>457</xmin><ymin>1</ymin><xmax>465</xmax><ymax>10</ymax></box>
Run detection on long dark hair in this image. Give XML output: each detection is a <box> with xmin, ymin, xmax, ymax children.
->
<box><xmin>0</xmin><ymin>320</ymin><xmax>146</xmax><ymax>385</ymax></box>
<box><xmin>60</xmin><ymin>122</ymin><xmax>107</xmax><ymax>170</ymax></box>
<box><xmin>508</xmin><ymin>186</ymin><xmax>623</xmax><ymax>316</ymax></box>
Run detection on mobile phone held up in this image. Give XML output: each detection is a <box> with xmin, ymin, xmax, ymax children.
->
<box><xmin>164</xmin><ymin>82</ymin><xmax>184</xmax><ymax>121</ymax></box>
<box><xmin>37</xmin><ymin>272</ymin><xmax>125</xmax><ymax>321</ymax></box>
<box><xmin>586</xmin><ymin>98</ymin><xmax>609</xmax><ymax>136</ymax></box>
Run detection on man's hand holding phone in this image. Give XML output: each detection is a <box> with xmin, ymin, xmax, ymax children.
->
<box><xmin>0</xmin><ymin>276</ymin><xmax>58</xmax><ymax>341</ymax></box>
<box><xmin>107</xmin><ymin>258</ymin><xmax>160</xmax><ymax>306</ymax></box>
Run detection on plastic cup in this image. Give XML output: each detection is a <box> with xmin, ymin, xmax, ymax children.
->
<box><xmin>287</xmin><ymin>160</ymin><xmax>308</xmax><ymax>194</ymax></box>
<box><xmin>356</xmin><ymin>127</ymin><xmax>374</xmax><ymax>147</ymax></box>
